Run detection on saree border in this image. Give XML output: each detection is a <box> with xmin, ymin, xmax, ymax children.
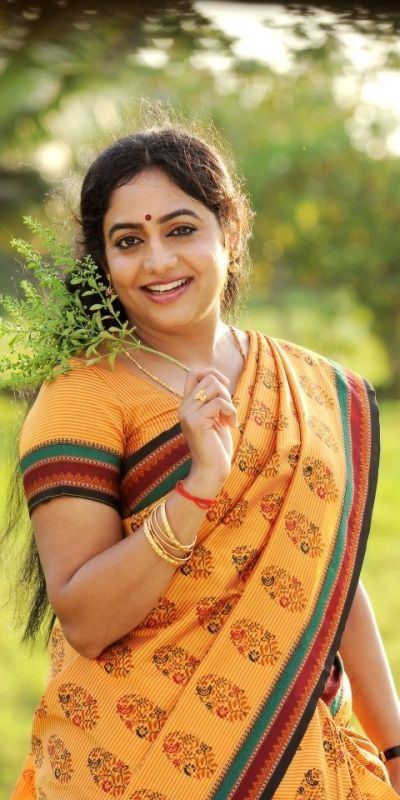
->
<box><xmin>121</xmin><ymin>422</ymin><xmax>191</xmax><ymax>515</ymax></box>
<box><xmin>211</xmin><ymin>366</ymin><xmax>380</xmax><ymax>800</ymax></box>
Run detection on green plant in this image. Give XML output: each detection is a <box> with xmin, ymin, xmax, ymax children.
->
<box><xmin>0</xmin><ymin>217</ymin><xmax>187</xmax><ymax>390</ymax></box>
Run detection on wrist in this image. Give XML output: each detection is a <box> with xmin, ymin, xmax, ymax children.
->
<box><xmin>185</xmin><ymin>469</ymin><xmax>223</xmax><ymax>500</ymax></box>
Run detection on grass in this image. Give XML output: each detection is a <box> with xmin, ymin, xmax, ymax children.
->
<box><xmin>0</xmin><ymin>388</ymin><xmax>399</xmax><ymax>798</ymax></box>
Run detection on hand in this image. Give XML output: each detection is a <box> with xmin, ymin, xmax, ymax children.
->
<box><xmin>178</xmin><ymin>368</ymin><xmax>237</xmax><ymax>487</ymax></box>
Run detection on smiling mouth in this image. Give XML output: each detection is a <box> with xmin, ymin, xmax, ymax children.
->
<box><xmin>142</xmin><ymin>277</ymin><xmax>192</xmax><ymax>295</ymax></box>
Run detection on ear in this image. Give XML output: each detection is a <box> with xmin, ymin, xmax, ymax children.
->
<box><xmin>227</xmin><ymin>219</ymin><xmax>241</xmax><ymax>267</ymax></box>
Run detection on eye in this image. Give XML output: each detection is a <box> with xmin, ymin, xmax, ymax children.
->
<box><xmin>115</xmin><ymin>235</ymin><xmax>141</xmax><ymax>249</ymax></box>
<box><xmin>168</xmin><ymin>225</ymin><xmax>195</xmax><ymax>237</ymax></box>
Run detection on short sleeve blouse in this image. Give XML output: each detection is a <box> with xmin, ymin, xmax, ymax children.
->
<box><xmin>19</xmin><ymin>358</ymin><xmax>190</xmax><ymax>524</ymax></box>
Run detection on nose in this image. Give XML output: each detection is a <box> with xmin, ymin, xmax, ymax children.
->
<box><xmin>142</xmin><ymin>236</ymin><xmax>178</xmax><ymax>274</ymax></box>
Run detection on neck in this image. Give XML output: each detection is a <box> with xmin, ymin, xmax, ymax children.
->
<box><xmin>132</xmin><ymin>314</ymin><xmax>230</xmax><ymax>368</ymax></box>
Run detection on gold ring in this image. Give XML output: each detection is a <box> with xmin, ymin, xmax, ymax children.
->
<box><xmin>194</xmin><ymin>388</ymin><xmax>208</xmax><ymax>404</ymax></box>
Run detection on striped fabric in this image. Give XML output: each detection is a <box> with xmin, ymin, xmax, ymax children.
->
<box><xmin>121</xmin><ymin>423</ymin><xmax>191</xmax><ymax>513</ymax></box>
<box><xmin>14</xmin><ymin>332</ymin><xmax>396</xmax><ymax>800</ymax></box>
<box><xmin>21</xmin><ymin>441</ymin><xmax>122</xmax><ymax>513</ymax></box>
<box><xmin>19</xmin><ymin>355</ymin><xmax>185</xmax><ymax>521</ymax></box>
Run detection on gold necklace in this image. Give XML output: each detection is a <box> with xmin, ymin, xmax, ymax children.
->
<box><xmin>124</xmin><ymin>326</ymin><xmax>246</xmax><ymax>399</ymax></box>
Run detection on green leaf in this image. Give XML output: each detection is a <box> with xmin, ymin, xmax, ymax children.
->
<box><xmin>86</xmin><ymin>356</ymin><xmax>103</xmax><ymax>366</ymax></box>
<box><xmin>108</xmin><ymin>349</ymin><xmax>118</xmax><ymax>368</ymax></box>
<box><xmin>85</xmin><ymin>343</ymin><xmax>99</xmax><ymax>357</ymax></box>
<box><xmin>88</xmin><ymin>277</ymin><xmax>99</xmax><ymax>290</ymax></box>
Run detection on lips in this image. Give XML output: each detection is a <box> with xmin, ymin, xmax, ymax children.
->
<box><xmin>142</xmin><ymin>277</ymin><xmax>190</xmax><ymax>291</ymax></box>
<box><xmin>141</xmin><ymin>277</ymin><xmax>193</xmax><ymax>304</ymax></box>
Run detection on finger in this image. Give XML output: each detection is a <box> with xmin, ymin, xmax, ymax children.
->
<box><xmin>198</xmin><ymin>397</ymin><xmax>237</xmax><ymax>426</ymax></box>
<box><xmin>190</xmin><ymin>376</ymin><xmax>232</xmax><ymax>406</ymax></box>
<box><xmin>184</xmin><ymin>368</ymin><xmax>230</xmax><ymax>398</ymax></box>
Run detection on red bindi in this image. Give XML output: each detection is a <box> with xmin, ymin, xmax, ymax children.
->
<box><xmin>145</xmin><ymin>214</ymin><xmax>152</xmax><ymax>221</ymax></box>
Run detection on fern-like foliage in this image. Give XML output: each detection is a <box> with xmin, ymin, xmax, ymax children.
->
<box><xmin>0</xmin><ymin>217</ymin><xmax>186</xmax><ymax>390</ymax></box>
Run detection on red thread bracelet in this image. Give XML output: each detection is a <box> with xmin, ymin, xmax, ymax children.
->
<box><xmin>174</xmin><ymin>480</ymin><xmax>215</xmax><ymax>509</ymax></box>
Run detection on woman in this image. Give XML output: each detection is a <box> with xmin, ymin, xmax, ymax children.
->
<box><xmin>12</xmin><ymin>126</ymin><xmax>400</xmax><ymax>799</ymax></box>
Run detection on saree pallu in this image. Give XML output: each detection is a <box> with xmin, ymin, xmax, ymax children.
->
<box><xmin>14</xmin><ymin>331</ymin><xmax>397</xmax><ymax>800</ymax></box>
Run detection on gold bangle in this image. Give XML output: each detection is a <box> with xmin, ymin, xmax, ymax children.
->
<box><xmin>159</xmin><ymin>500</ymin><xmax>197</xmax><ymax>551</ymax></box>
<box><xmin>143</xmin><ymin>517</ymin><xmax>188</xmax><ymax>565</ymax></box>
<box><xmin>148</xmin><ymin>513</ymin><xmax>193</xmax><ymax>563</ymax></box>
<box><xmin>147</xmin><ymin>510</ymin><xmax>190</xmax><ymax>558</ymax></box>
<box><xmin>152</xmin><ymin>504</ymin><xmax>197</xmax><ymax>553</ymax></box>
<box><xmin>153</xmin><ymin>503</ymin><xmax>196</xmax><ymax>552</ymax></box>
<box><xmin>143</xmin><ymin>517</ymin><xmax>192</xmax><ymax>565</ymax></box>
<box><xmin>149</xmin><ymin>511</ymin><xmax>188</xmax><ymax>555</ymax></box>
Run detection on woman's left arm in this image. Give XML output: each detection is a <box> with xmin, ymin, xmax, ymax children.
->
<box><xmin>341</xmin><ymin>579</ymin><xmax>400</xmax><ymax>791</ymax></box>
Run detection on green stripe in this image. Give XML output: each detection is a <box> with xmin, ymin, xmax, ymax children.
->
<box><xmin>330</xmin><ymin>684</ymin><xmax>344</xmax><ymax>718</ymax></box>
<box><xmin>132</xmin><ymin>461</ymin><xmax>191</xmax><ymax>513</ymax></box>
<box><xmin>213</xmin><ymin>364</ymin><xmax>354</xmax><ymax>798</ymax></box>
<box><xmin>20</xmin><ymin>442</ymin><xmax>121</xmax><ymax>472</ymax></box>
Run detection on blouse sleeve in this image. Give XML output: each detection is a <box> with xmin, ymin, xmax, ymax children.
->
<box><xmin>19</xmin><ymin>360</ymin><xmax>125</xmax><ymax>516</ymax></box>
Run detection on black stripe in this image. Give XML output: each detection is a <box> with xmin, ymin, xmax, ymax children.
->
<box><xmin>122</xmin><ymin>422</ymin><xmax>182</xmax><ymax>476</ymax></box>
<box><xmin>28</xmin><ymin>486</ymin><xmax>121</xmax><ymax>515</ymax></box>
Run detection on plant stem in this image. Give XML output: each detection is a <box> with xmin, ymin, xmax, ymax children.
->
<box><xmin>121</xmin><ymin>334</ymin><xmax>191</xmax><ymax>373</ymax></box>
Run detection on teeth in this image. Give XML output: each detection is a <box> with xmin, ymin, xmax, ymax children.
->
<box><xmin>147</xmin><ymin>278</ymin><xmax>188</xmax><ymax>293</ymax></box>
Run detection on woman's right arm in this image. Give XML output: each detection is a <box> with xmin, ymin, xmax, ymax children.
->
<box><xmin>32</xmin><ymin>468</ymin><xmax>220</xmax><ymax>660</ymax></box>
<box><xmin>32</xmin><ymin>367</ymin><xmax>237</xmax><ymax>659</ymax></box>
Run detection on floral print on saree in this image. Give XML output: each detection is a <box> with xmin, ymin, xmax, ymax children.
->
<box><xmin>14</xmin><ymin>331</ymin><xmax>395</xmax><ymax>800</ymax></box>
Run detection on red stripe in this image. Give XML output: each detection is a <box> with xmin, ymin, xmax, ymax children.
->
<box><xmin>232</xmin><ymin>373</ymin><xmax>369</xmax><ymax>799</ymax></box>
<box><xmin>23</xmin><ymin>459</ymin><xmax>120</xmax><ymax>497</ymax></box>
<box><xmin>122</xmin><ymin>438</ymin><xmax>189</xmax><ymax>499</ymax></box>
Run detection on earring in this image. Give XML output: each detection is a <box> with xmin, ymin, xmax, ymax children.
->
<box><xmin>105</xmin><ymin>276</ymin><xmax>114</xmax><ymax>298</ymax></box>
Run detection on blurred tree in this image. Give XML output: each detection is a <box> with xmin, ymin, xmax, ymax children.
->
<box><xmin>225</xmin><ymin>42</ymin><xmax>400</xmax><ymax>393</ymax></box>
<box><xmin>1</xmin><ymin>3</ymin><xmax>400</xmax><ymax>392</ymax></box>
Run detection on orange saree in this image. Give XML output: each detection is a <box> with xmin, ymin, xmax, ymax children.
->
<box><xmin>14</xmin><ymin>330</ymin><xmax>397</xmax><ymax>799</ymax></box>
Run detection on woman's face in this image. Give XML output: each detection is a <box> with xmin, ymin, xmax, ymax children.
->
<box><xmin>102</xmin><ymin>167</ymin><xmax>230</xmax><ymax>338</ymax></box>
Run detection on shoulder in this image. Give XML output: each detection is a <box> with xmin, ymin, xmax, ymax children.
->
<box><xmin>28</xmin><ymin>355</ymin><xmax>128</xmax><ymax>411</ymax></box>
<box><xmin>266</xmin><ymin>334</ymin><xmax>377</xmax><ymax>405</ymax></box>
<box><xmin>270</xmin><ymin>336</ymin><xmax>328</xmax><ymax>368</ymax></box>
<box><xmin>19</xmin><ymin>356</ymin><xmax>128</xmax><ymax>459</ymax></box>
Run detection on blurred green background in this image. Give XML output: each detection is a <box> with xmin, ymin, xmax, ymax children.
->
<box><xmin>1</xmin><ymin>1</ymin><xmax>400</xmax><ymax>796</ymax></box>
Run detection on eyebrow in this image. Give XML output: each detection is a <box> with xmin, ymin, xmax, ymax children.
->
<box><xmin>108</xmin><ymin>208</ymin><xmax>201</xmax><ymax>239</ymax></box>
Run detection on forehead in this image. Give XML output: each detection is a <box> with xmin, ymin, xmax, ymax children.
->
<box><xmin>104</xmin><ymin>167</ymin><xmax>204</xmax><ymax>219</ymax></box>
